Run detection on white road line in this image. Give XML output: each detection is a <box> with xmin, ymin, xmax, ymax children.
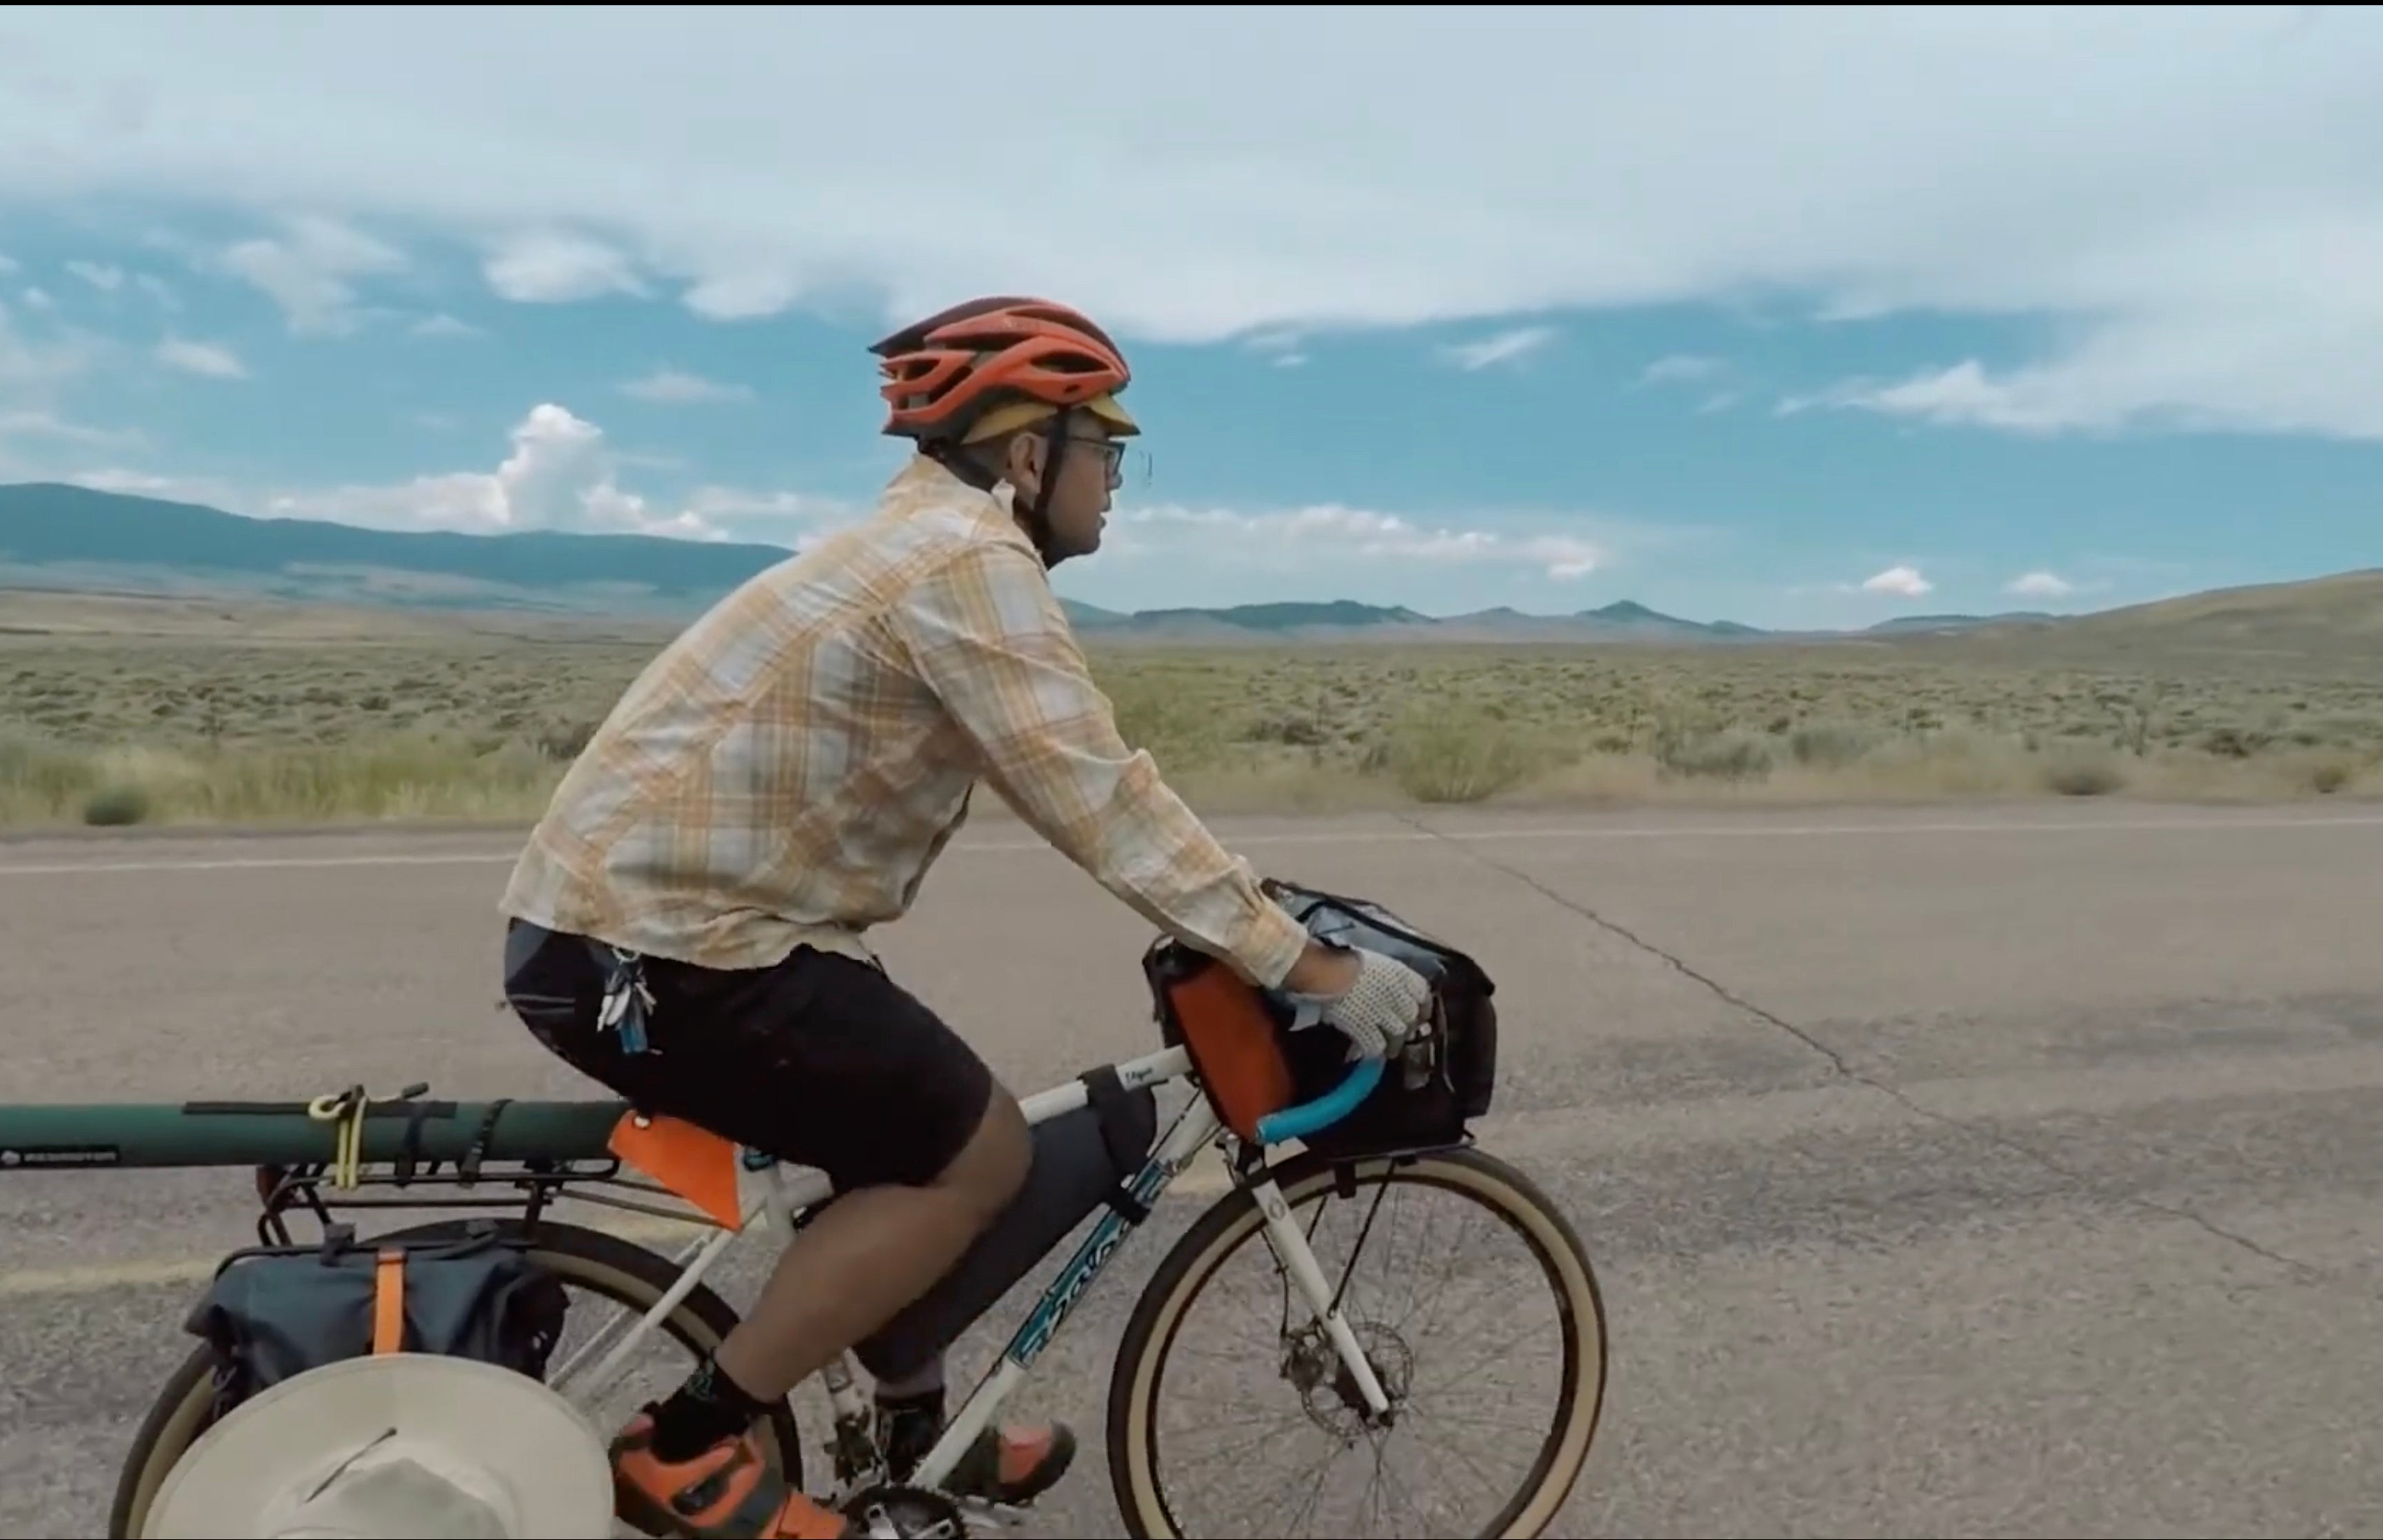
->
<box><xmin>2</xmin><ymin>810</ymin><xmax>2381</xmax><ymax>877</ymax></box>
<box><xmin>0</xmin><ymin>851</ymin><xmax>521</xmax><ymax>875</ymax></box>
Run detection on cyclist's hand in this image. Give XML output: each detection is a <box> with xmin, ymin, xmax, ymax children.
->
<box><xmin>1307</xmin><ymin>946</ymin><xmax>1431</xmax><ymax>1059</ymax></box>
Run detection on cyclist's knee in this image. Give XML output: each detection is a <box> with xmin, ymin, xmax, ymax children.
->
<box><xmin>936</xmin><ymin>1085</ymin><xmax>1031</xmax><ymax>1224</ymax></box>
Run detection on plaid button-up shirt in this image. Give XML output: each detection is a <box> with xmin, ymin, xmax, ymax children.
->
<box><xmin>499</xmin><ymin>454</ymin><xmax>1312</xmax><ymax>989</ymax></box>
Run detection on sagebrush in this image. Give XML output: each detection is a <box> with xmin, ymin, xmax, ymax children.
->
<box><xmin>3</xmin><ymin>634</ymin><xmax>2380</xmax><ymax>829</ymax></box>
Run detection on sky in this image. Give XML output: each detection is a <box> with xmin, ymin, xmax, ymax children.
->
<box><xmin>0</xmin><ymin>4</ymin><xmax>2376</xmax><ymax>631</ymax></box>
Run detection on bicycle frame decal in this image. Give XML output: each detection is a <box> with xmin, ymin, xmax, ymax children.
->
<box><xmin>1005</xmin><ymin>1151</ymin><xmax>1178</xmax><ymax>1367</ymax></box>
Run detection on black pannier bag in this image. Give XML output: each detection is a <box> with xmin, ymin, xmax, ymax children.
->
<box><xmin>182</xmin><ymin>1221</ymin><xmax>571</xmax><ymax>1413</ymax></box>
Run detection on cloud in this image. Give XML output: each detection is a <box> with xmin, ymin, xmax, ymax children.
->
<box><xmin>219</xmin><ymin>215</ymin><xmax>406</xmax><ymax>335</ymax></box>
<box><xmin>1859</xmin><ymin>564</ymin><xmax>1933</xmax><ymax>598</ymax></box>
<box><xmin>0</xmin><ymin>300</ymin><xmax>99</xmax><ymax>468</ymax></box>
<box><xmin>249</xmin><ymin>403</ymin><xmax>845</xmax><ymax>545</ymax></box>
<box><xmin>1115</xmin><ymin>502</ymin><xmax>1605</xmax><ymax>580</ymax></box>
<box><xmin>619</xmin><ymin>367</ymin><xmax>752</xmax><ymax>404</ymax></box>
<box><xmin>154</xmin><ymin>334</ymin><xmax>245</xmax><ymax>378</ymax></box>
<box><xmin>7</xmin><ymin>10</ymin><xmax>2383</xmax><ymax>437</ymax></box>
<box><xmin>1238</xmin><ymin>326</ymin><xmax>1309</xmax><ymax>368</ymax></box>
<box><xmin>0</xmin><ymin>301</ymin><xmax>104</xmax><ymax>394</ymax></box>
<box><xmin>1442</xmin><ymin>325</ymin><xmax>1556</xmax><ymax>372</ymax></box>
<box><xmin>1639</xmin><ymin>354</ymin><xmax>1727</xmax><ymax>386</ymax></box>
<box><xmin>409</xmin><ymin>312</ymin><xmax>481</xmax><ymax>338</ymax></box>
<box><xmin>681</xmin><ymin>269</ymin><xmax>803</xmax><ymax>322</ymax></box>
<box><xmin>66</xmin><ymin>259</ymin><xmax>124</xmax><ymax>292</ymax></box>
<box><xmin>59</xmin><ymin>405</ymin><xmax>850</xmax><ymax>551</ymax></box>
<box><xmin>0</xmin><ymin>254</ymin><xmax>16</xmax><ymax>274</ymax></box>
<box><xmin>1806</xmin><ymin>305</ymin><xmax>2383</xmax><ymax>439</ymax></box>
<box><xmin>19</xmin><ymin>286</ymin><xmax>53</xmax><ymax>310</ymax></box>
<box><xmin>483</xmin><ymin>231</ymin><xmax>645</xmax><ymax>304</ymax></box>
<box><xmin>0</xmin><ymin>408</ymin><xmax>144</xmax><ymax>449</ymax></box>
<box><xmin>261</xmin><ymin>403</ymin><xmax>723</xmax><ymax>538</ymax></box>
<box><xmin>68</xmin><ymin>466</ymin><xmax>243</xmax><ymax>507</ymax></box>
<box><xmin>675</xmin><ymin>485</ymin><xmax>856</xmax><ymax>545</ymax></box>
<box><xmin>1786</xmin><ymin>361</ymin><xmax>2129</xmax><ymax>436</ymax></box>
<box><xmin>2007</xmin><ymin>570</ymin><xmax>2076</xmax><ymax>598</ymax></box>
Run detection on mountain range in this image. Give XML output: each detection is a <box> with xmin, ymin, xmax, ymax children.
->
<box><xmin>0</xmin><ymin>480</ymin><xmax>2372</xmax><ymax>656</ymax></box>
<box><xmin>0</xmin><ymin>481</ymin><xmax>2053</xmax><ymax>644</ymax></box>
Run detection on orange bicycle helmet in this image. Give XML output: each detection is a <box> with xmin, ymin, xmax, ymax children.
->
<box><xmin>870</xmin><ymin>295</ymin><xmax>1138</xmax><ymax>445</ymax></box>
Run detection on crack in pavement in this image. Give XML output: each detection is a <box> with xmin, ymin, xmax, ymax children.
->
<box><xmin>1393</xmin><ymin>813</ymin><xmax>2324</xmax><ymax>1284</ymax></box>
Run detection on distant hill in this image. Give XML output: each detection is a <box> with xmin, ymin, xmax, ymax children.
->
<box><xmin>0</xmin><ymin>481</ymin><xmax>793</xmax><ymax>615</ymax></box>
<box><xmin>1936</xmin><ymin>569</ymin><xmax>2383</xmax><ymax>660</ymax></box>
<box><xmin>1</xmin><ymin>481</ymin><xmax>2374</xmax><ymax>658</ymax></box>
<box><xmin>0</xmin><ymin>480</ymin><xmax>1774</xmax><ymax>641</ymax></box>
<box><xmin>1864</xmin><ymin>611</ymin><xmax>2058</xmax><ymax>636</ymax></box>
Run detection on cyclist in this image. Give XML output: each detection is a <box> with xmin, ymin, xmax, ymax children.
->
<box><xmin>498</xmin><ymin>294</ymin><xmax>1433</xmax><ymax>1538</ymax></box>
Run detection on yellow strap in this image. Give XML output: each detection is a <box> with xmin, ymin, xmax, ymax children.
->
<box><xmin>306</xmin><ymin>1086</ymin><xmax>375</xmax><ymax>1189</ymax></box>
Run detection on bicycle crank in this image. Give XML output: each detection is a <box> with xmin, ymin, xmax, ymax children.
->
<box><xmin>841</xmin><ymin>1483</ymin><xmax>969</xmax><ymax>1539</ymax></box>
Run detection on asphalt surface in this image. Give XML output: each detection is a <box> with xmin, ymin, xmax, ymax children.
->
<box><xmin>6</xmin><ymin>802</ymin><xmax>2383</xmax><ymax>1538</ymax></box>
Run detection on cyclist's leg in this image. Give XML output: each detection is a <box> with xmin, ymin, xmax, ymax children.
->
<box><xmin>634</xmin><ymin>944</ymin><xmax>1076</xmax><ymax>1506</ymax></box>
<box><xmin>501</xmin><ymin>920</ymin><xmax>1071</xmax><ymax>1518</ymax></box>
<box><xmin>505</xmin><ymin>919</ymin><xmax>866</xmax><ymax>1537</ymax></box>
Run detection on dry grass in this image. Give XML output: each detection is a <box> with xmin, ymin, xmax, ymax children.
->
<box><xmin>3</xmin><ymin>627</ymin><xmax>2382</xmax><ymax>831</ymax></box>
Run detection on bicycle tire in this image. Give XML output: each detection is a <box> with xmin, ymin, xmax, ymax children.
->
<box><xmin>105</xmin><ymin>1216</ymin><xmax>803</xmax><ymax>1539</ymax></box>
<box><xmin>1104</xmin><ymin>1144</ymin><xmax>1607</xmax><ymax>1539</ymax></box>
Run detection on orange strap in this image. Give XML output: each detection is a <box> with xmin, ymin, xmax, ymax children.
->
<box><xmin>371</xmin><ymin>1247</ymin><xmax>405</xmax><ymax>1355</ymax></box>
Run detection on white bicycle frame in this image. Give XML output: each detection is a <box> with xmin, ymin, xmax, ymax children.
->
<box><xmin>541</xmin><ymin>1040</ymin><xmax>1393</xmax><ymax>1510</ymax></box>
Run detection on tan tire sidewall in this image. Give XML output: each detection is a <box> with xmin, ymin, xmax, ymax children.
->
<box><xmin>1112</xmin><ymin>1148</ymin><xmax>1606</xmax><ymax>1539</ymax></box>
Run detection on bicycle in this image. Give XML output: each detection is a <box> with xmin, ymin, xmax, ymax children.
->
<box><xmin>5</xmin><ymin>917</ymin><xmax>1609</xmax><ymax>1539</ymax></box>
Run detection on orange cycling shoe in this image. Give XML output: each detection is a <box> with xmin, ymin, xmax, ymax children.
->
<box><xmin>609</xmin><ymin>1411</ymin><xmax>857</xmax><ymax>1539</ymax></box>
<box><xmin>876</xmin><ymin>1391</ymin><xmax>1076</xmax><ymax>1507</ymax></box>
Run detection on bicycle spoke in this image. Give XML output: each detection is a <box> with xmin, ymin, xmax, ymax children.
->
<box><xmin>1132</xmin><ymin>1153</ymin><xmax>1598</xmax><ymax>1539</ymax></box>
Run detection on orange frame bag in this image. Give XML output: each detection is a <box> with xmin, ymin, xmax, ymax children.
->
<box><xmin>1140</xmin><ymin>945</ymin><xmax>1300</xmax><ymax>1144</ymax></box>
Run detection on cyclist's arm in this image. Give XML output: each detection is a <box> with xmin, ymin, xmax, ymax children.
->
<box><xmin>890</xmin><ymin>539</ymin><xmax>1317</xmax><ymax>989</ymax></box>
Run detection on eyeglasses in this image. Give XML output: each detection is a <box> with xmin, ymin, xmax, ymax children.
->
<box><xmin>1067</xmin><ymin>434</ymin><xmax>1126</xmax><ymax>478</ymax></box>
<box><xmin>1065</xmin><ymin>433</ymin><xmax>1147</xmax><ymax>489</ymax></box>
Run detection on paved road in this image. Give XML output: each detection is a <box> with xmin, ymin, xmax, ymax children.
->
<box><xmin>6</xmin><ymin>802</ymin><xmax>2383</xmax><ymax>1538</ymax></box>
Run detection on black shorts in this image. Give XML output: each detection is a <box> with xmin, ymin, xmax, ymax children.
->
<box><xmin>500</xmin><ymin>919</ymin><xmax>997</xmax><ymax>1193</ymax></box>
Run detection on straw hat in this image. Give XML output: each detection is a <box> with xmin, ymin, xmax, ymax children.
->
<box><xmin>141</xmin><ymin>1353</ymin><xmax>614</xmax><ymax>1539</ymax></box>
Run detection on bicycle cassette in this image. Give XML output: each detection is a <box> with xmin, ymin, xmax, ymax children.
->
<box><xmin>842</xmin><ymin>1483</ymin><xmax>969</xmax><ymax>1539</ymax></box>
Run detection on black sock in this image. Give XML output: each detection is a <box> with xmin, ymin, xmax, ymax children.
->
<box><xmin>649</xmin><ymin>1355</ymin><xmax>775</xmax><ymax>1462</ymax></box>
<box><xmin>874</xmin><ymin>1386</ymin><xmax>947</xmax><ymax>1481</ymax></box>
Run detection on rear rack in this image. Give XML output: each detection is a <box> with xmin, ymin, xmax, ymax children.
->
<box><xmin>245</xmin><ymin>1144</ymin><xmax>734</xmax><ymax>1249</ymax></box>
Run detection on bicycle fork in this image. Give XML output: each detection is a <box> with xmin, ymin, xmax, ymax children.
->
<box><xmin>1249</xmin><ymin>1173</ymin><xmax>1396</xmax><ymax>1419</ymax></box>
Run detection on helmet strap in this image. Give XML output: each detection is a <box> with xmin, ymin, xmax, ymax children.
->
<box><xmin>1018</xmin><ymin>409</ymin><xmax>1076</xmax><ymax>569</ymax></box>
<box><xmin>924</xmin><ymin>411</ymin><xmax>1076</xmax><ymax>569</ymax></box>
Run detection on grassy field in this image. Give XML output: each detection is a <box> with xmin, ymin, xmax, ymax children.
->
<box><xmin>5</xmin><ymin>608</ymin><xmax>2382</xmax><ymax>830</ymax></box>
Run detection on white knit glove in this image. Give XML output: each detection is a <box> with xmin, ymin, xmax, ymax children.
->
<box><xmin>1288</xmin><ymin>946</ymin><xmax>1432</xmax><ymax>1059</ymax></box>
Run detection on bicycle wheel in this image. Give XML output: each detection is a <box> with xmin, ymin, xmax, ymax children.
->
<box><xmin>107</xmin><ymin>1216</ymin><xmax>803</xmax><ymax>1539</ymax></box>
<box><xmin>1106</xmin><ymin>1145</ymin><xmax>1607</xmax><ymax>1539</ymax></box>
